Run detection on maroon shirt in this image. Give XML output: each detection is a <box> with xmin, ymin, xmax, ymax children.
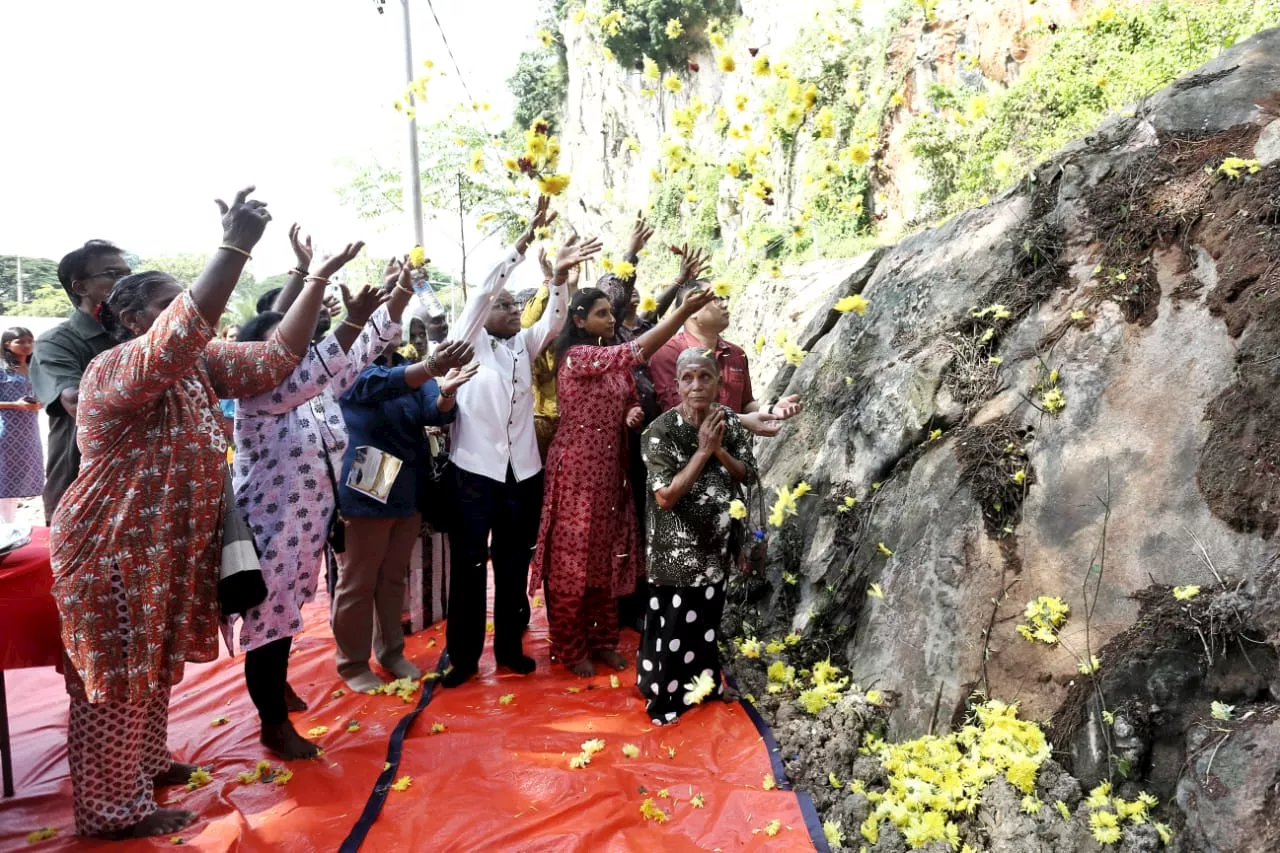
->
<box><xmin>649</xmin><ymin>330</ymin><xmax>755</xmax><ymax>413</ymax></box>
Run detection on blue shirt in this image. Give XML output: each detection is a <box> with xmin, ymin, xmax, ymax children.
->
<box><xmin>338</xmin><ymin>360</ymin><xmax>455</xmax><ymax>518</ymax></box>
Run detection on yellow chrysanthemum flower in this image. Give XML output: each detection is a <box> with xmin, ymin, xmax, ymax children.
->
<box><xmin>536</xmin><ymin>173</ymin><xmax>571</xmax><ymax>196</ymax></box>
<box><xmin>717</xmin><ymin>53</ymin><xmax>736</xmax><ymax>72</ymax></box>
<box><xmin>662</xmin><ymin>74</ymin><xmax>683</xmax><ymax>94</ymax></box>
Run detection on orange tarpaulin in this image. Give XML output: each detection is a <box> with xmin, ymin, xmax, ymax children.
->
<box><xmin>0</xmin><ymin>584</ymin><xmax>821</xmax><ymax>852</ymax></box>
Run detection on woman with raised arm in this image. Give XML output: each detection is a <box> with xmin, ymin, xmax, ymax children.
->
<box><xmin>231</xmin><ymin>236</ymin><xmax>409</xmax><ymax>760</ymax></box>
<box><xmin>530</xmin><ymin>279</ymin><xmax>715</xmax><ymax>677</ymax></box>
<box><xmin>636</xmin><ymin>349</ymin><xmax>754</xmax><ymax>724</ymax></box>
<box><xmin>332</xmin><ymin>263</ymin><xmax>477</xmax><ymax>694</ymax></box>
<box><xmin>50</xmin><ymin>187</ymin><xmax>312</xmax><ymax>840</ymax></box>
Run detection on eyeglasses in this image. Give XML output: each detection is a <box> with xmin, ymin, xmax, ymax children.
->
<box><xmin>81</xmin><ymin>268</ymin><xmax>131</xmax><ymax>282</ymax></box>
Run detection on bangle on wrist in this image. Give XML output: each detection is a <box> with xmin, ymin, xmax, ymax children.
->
<box><xmin>395</xmin><ymin>282</ymin><xmax>415</xmax><ymax>296</ymax></box>
<box><xmin>340</xmin><ymin>318</ymin><xmax>363</xmax><ymax>332</ymax></box>
<box><xmin>219</xmin><ymin>244</ymin><xmax>252</xmax><ymax>260</ymax></box>
<box><xmin>439</xmin><ymin>387</ymin><xmax>456</xmax><ymax>398</ymax></box>
<box><xmin>289</xmin><ymin>266</ymin><xmax>309</xmax><ymax>277</ymax></box>
<box><xmin>304</xmin><ymin>275</ymin><xmax>330</xmax><ymax>285</ymax></box>
<box><xmin>425</xmin><ymin>354</ymin><xmax>438</xmax><ymax>377</ymax></box>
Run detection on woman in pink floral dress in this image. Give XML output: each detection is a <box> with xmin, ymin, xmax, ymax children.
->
<box><xmin>531</xmin><ymin>283</ymin><xmax>715</xmax><ymax>676</ymax></box>
<box><xmin>50</xmin><ymin>188</ymin><xmax>318</xmax><ymax>840</ymax></box>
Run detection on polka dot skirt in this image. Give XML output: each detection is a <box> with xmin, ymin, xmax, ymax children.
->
<box><xmin>636</xmin><ymin>580</ymin><xmax>726</xmax><ymax>725</ymax></box>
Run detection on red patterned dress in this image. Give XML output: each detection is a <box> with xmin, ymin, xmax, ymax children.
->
<box><xmin>51</xmin><ymin>292</ymin><xmax>298</xmax><ymax>835</ymax></box>
<box><xmin>531</xmin><ymin>340</ymin><xmax>643</xmax><ymax>666</ymax></box>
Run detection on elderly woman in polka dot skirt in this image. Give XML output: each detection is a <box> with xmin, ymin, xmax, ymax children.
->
<box><xmin>636</xmin><ymin>348</ymin><xmax>755</xmax><ymax>725</ymax></box>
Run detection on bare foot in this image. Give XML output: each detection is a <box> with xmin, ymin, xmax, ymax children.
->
<box><xmin>284</xmin><ymin>682</ymin><xmax>308</xmax><ymax>713</ymax></box>
<box><xmin>260</xmin><ymin>721</ymin><xmax>322</xmax><ymax>760</ymax></box>
<box><xmin>566</xmin><ymin>659</ymin><xmax>595</xmax><ymax>678</ymax></box>
<box><xmin>721</xmin><ymin>682</ymin><xmax>741</xmax><ymax>703</ymax></box>
<box><xmin>591</xmin><ymin>649</ymin><xmax>628</xmax><ymax>671</ymax></box>
<box><xmin>100</xmin><ymin>808</ymin><xmax>195</xmax><ymax>839</ymax></box>
<box><xmin>153</xmin><ymin>761</ymin><xmax>200</xmax><ymax>788</ymax></box>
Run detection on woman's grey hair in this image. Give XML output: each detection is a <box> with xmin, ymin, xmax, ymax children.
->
<box><xmin>675</xmin><ymin>346</ymin><xmax>719</xmax><ymax>376</ymax></box>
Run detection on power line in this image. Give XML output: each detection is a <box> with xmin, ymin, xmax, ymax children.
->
<box><xmin>423</xmin><ymin>0</ymin><xmax>482</xmax><ymax>114</ymax></box>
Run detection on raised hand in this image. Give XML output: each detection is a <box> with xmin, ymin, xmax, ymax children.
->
<box><xmin>627</xmin><ymin>213</ymin><xmax>655</xmax><ymax>256</ymax></box>
<box><xmin>322</xmin><ymin>294</ymin><xmax>343</xmax><ymax>319</ymax></box>
<box><xmin>430</xmin><ymin>340</ymin><xmax>475</xmax><ymax>374</ymax></box>
<box><xmin>288</xmin><ymin>223</ymin><xmax>314</xmax><ymax>271</ymax></box>
<box><xmin>677</xmin><ymin>245</ymin><xmax>711</xmax><ymax>284</ymax></box>
<box><xmin>553</xmin><ymin>235</ymin><xmax>602</xmax><ymax>284</ymax></box>
<box><xmin>381</xmin><ymin>253</ymin><xmax>407</xmax><ymax>294</ymax></box>
<box><xmin>215</xmin><ymin>186</ymin><xmax>272</xmax><ymax>253</ymax></box>
<box><xmin>438</xmin><ymin>362</ymin><xmax>480</xmax><ymax>396</ymax></box>
<box><xmin>538</xmin><ymin>246</ymin><xmax>553</xmax><ymax>281</ymax></box>
<box><xmin>679</xmin><ymin>285</ymin><xmax>716</xmax><ymax>316</ymax></box>
<box><xmin>516</xmin><ymin>195</ymin><xmax>558</xmax><ymax>254</ymax></box>
<box><xmin>340</xmin><ymin>282</ymin><xmax>389</xmax><ymax>327</ymax></box>
<box><xmin>313</xmin><ymin>241</ymin><xmax>365</xmax><ymax>281</ymax></box>
<box><xmin>562</xmin><ymin>235</ymin><xmax>583</xmax><ymax>288</ymax></box>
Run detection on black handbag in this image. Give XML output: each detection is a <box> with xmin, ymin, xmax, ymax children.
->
<box><xmin>731</xmin><ymin>468</ymin><xmax>769</xmax><ymax>577</ymax></box>
<box><xmin>417</xmin><ymin>430</ymin><xmax>455</xmax><ymax>532</ymax></box>
<box><xmin>314</xmin><ymin>404</ymin><xmax>347</xmax><ymax>554</ymax></box>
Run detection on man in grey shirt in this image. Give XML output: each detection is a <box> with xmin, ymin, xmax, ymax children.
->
<box><xmin>30</xmin><ymin>240</ymin><xmax>127</xmax><ymax>522</ymax></box>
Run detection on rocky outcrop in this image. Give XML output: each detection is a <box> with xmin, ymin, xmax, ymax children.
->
<box><xmin>556</xmin><ymin>0</ymin><xmax>1096</xmax><ymax>252</ymax></box>
<box><xmin>719</xmin><ymin>27</ymin><xmax>1280</xmax><ymax>851</ymax></box>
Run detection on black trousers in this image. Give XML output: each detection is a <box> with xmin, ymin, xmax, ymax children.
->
<box><xmin>244</xmin><ymin>636</ymin><xmax>292</xmax><ymax>725</ymax></box>
<box><xmin>446</xmin><ymin>465</ymin><xmax>542</xmax><ymax>671</ymax></box>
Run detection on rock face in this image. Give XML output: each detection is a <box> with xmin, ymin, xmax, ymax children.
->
<box><xmin>718</xmin><ymin>28</ymin><xmax>1280</xmax><ymax>851</ymax></box>
<box><xmin>556</xmin><ymin>0</ymin><xmax>1096</xmax><ymax>252</ymax></box>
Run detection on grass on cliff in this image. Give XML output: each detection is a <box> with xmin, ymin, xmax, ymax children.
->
<box><xmin>908</xmin><ymin>0</ymin><xmax>1280</xmax><ymax>220</ymax></box>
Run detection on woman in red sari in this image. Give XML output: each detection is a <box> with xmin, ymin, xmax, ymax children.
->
<box><xmin>51</xmin><ymin>187</ymin><xmax>322</xmax><ymax>839</ymax></box>
<box><xmin>531</xmin><ymin>283</ymin><xmax>715</xmax><ymax>676</ymax></box>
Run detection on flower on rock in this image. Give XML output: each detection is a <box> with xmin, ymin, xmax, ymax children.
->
<box><xmin>1210</xmin><ymin>701</ymin><xmax>1235</xmax><ymax>721</ymax></box>
<box><xmin>1173</xmin><ymin>585</ymin><xmax>1200</xmax><ymax>601</ymax></box>
<box><xmin>1079</xmin><ymin>655</ymin><xmax>1102</xmax><ymax>675</ymax></box>
<box><xmin>834</xmin><ymin>294</ymin><xmax>869</xmax><ymax>315</ymax></box>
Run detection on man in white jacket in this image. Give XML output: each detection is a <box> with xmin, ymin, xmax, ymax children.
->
<box><xmin>444</xmin><ymin>198</ymin><xmax>602</xmax><ymax>687</ymax></box>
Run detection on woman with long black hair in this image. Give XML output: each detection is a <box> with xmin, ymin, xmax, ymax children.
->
<box><xmin>0</xmin><ymin>326</ymin><xmax>43</xmax><ymax>522</ymax></box>
<box><xmin>530</xmin><ymin>283</ymin><xmax>715</xmax><ymax>676</ymax></box>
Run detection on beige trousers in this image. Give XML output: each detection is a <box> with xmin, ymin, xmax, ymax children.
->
<box><xmin>331</xmin><ymin>513</ymin><xmax>421</xmax><ymax>681</ymax></box>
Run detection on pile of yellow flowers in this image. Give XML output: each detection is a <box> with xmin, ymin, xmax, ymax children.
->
<box><xmin>501</xmin><ymin>116</ymin><xmax>569</xmax><ymax>197</ymax></box>
<box><xmin>1081</xmin><ymin>781</ymin><xmax>1173</xmax><ymax>845</ymax></box>
<box><xmin>1015</xmin><ymin>595</ymin><xmax>1070</xmax><ymax>645</ymax></box>
<box><xmin>797</xmin><ymin>658</ymin><xmax>849</xmax><ymax>714</ymax></box>
<box><xmin>859</xmin><ymin>700</ymin><xmax>1052</xmax><ymax>848</ymax></box>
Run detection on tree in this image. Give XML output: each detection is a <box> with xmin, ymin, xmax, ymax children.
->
<box><xmin>508</xmin><ymin>48</ymin><xmax>568</xmax><ymax>134</ymax></box>
<box><xmin>337</xmin><ymin>116</ymin><xmax>528</xmax><ymax>298</ymax></box>
<box><xmin>600</xmin><ymin>0</ymin><xmax>736</xmax><ymax>72</ymax></box>
<box><xmin>142</xmin><ymin>252</ymin><xmax>263</xmax><ymax>325</ymax></box>
<box><xmin>6</xmin><ymin>284</ymin><xmax>71</xmax><ymax>318</ymax></box>
<box><xmin>0</xmin><ymin>255</ymin><xmax>61</xmax><ymax>313</ymax></box>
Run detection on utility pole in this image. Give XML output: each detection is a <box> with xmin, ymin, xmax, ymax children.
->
<box><xmin>401</xmin><ymin>0</ymin><xmax>425</xmax><ymax>250</ymax></box>
<box><xmin>15</xmin><ymin>256</ymin><xmax>23</xmax><ymax>305</ymax></box>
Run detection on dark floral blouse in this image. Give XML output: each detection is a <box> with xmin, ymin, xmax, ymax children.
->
<box><xmin>641</xmin><ymin>406</ymin><xmax>755</xmax><ymax>587</ymax></box>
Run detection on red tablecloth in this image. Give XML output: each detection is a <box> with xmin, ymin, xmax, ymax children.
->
<box><xmin>0</xmin><ymin>528</ymin><xmax>61</xmax><ymax>670</ymax></box>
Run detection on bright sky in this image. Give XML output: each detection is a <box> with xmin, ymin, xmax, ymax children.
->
<box><xmin>0</xmin><ymin>0</ymin><xmax>543</xmax><ymax>290</ymax></box>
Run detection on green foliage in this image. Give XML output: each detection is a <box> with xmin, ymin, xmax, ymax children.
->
<box><xmin>907</xmin><ymin>0</ymin><xmax>1280</xmax><ymax>218</ymax></box>
<box><xmin>139</xmin><ymin>253</ymin><xmax>213</xmax><ymax>286</ymax></box>
<box><xmin>509</xmin><ymin>49</ymin><xmax>568</xmax><ymax>134</ymax></box>
<box><xmin>600</xmin><ymin>0</ymin><xmax>735</xmax><ymax>72</ymax></box>
<box><xmin>337</xmin><ymin>118</ymin><xmax>529</xmax><ymax>284</ymax></box>
<box><xmin>0</xmin><ymin>256</ymin><xmax>61</xmax><ymax>315</ymax></box>
<box><xmin>508</xmin><ymin>1</ymin><xmax>570</xmax><ymax>133</ymax></box>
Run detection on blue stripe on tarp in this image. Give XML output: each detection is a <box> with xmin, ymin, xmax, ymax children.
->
<box><xmin>339</xmin><ymin>651</ymin><xmax>450</xmax><ymax>853</ymax></box>
<box><xmin>724</xmin><ymin>671</ymin><xmax>831</xmax><ymax>853</ymax></box>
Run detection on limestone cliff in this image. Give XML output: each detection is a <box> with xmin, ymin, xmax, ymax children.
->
<box><xmin>722</xmin><ymin>29</ymin><xmax>1280</xmax><ymax>852</ymax></box>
